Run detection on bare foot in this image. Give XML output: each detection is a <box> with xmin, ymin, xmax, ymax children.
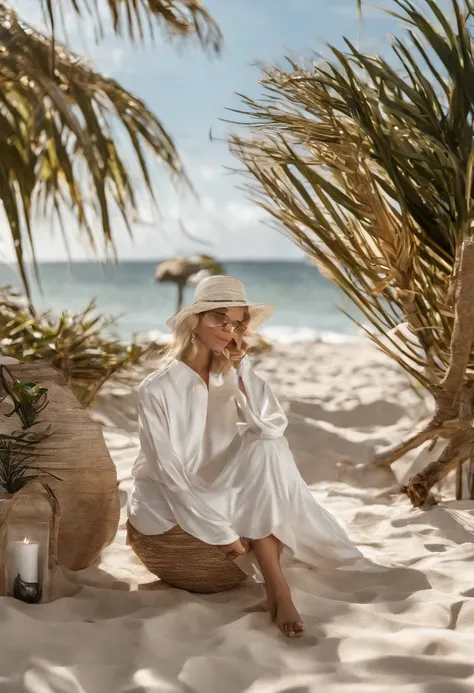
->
<box><xmin>267</xmin><ymin>588</ymin><xmax>304</xmax><ymax>638</ymax></box>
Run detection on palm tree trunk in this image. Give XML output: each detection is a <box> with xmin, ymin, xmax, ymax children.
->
<box><xmin>374</xmin><ymin>425</ymin><xmax>446</xmax><ymax>467</ymax></box>
<box><xmin>455</xmin><ymin>462</ymin><xmax>463</xmax><ymax>500</ymax></box>
<box><xmin>401</xmin><ymin>428</ymin><xmax>474</xmax><ymax>507</ymax></box>
<box><xmin>436</xmin><ymin>241</ymin><xmax>474</xmax><ymax>415</ymax></box>
<box><xmin>398</xmin><ymin>240</ymin><xmax>474</xmax><ymax>505</ymax></box>
<box><xmin>469</xmin><ymin>453</ymin><xmax>474</xmax><ymax>499</ymax></box>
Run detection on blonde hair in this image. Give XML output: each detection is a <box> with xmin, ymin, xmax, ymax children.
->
<box><xmin>163</xmin><ymin>312</ymin><xmax>235</xmax><ymax>374</ymax></box>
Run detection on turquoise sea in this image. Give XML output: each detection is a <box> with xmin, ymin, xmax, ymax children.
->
<box><xmin>0</xmin><ymin>261</ymin><xmax>365</xmax><ymax>343</ymax></box>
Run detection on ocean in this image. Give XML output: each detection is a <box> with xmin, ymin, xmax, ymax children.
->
<box><xmin>0</xmin><ymin>261</ymin><xmax>365</xmax><ymax>344</ymax></box>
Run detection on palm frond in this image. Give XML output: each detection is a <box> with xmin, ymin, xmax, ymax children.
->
<box><xmin>230</xmin><ymin>0</ymin><xmax>474</xmax><ymax>500</ymax></box>
<box><xmin>0</xmin><ymin>3</ymin><xmax>189</xmax><ymax>301</ymax></box>
<box><xmin>230</xmin><ymin>0</ymin><xmax>474</xmax><ymax>391</ymax></box>
<box><xmin>0</xmin><ymin>286</ymin><xmax>154</xmax><ymax>406</ymax></box>
<box><xmin>40</xmin><ymin>0</ymin><xmax>222</xmax><ymax>51</ymax></box>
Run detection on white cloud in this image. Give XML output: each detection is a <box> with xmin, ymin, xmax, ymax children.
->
<box><xmin>198</xmin><ymin>165</ymin><xmax>221</xmax><ymax>181</ymax></box>
<box><xmin>24</xmin><ymin>191</ymin><xmax>302</xmax><ymax>262</ymax></box>
<box><xmin>201</xmin><ymin>197</ymin><xmax>218</xmax><ymax>213</ymax></box>
<box><xmin>224</xmin><ymin>201</ymin><xmax>264</xmax><ymax>226</ymax></box>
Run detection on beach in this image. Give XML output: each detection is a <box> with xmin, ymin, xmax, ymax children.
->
<box><xmin>0</xmin><ymin>260</ymin><xmax>365</xmax><ymax>343</ymax></box>
<box><xmin>2</xmin><ymin>0</ymin><xmax>474</xmax><ymax>688</ymax></box>
<box><xmin>3</xmin><ymin>336</ymin><xmax>474</xmax><ymax>692</ymax></box>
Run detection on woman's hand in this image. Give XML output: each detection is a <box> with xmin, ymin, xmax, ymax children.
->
<box><xmin>218</xmin><ymin>537</ymin><xmax>250</xmax><ymax>559</ymax></box>
<box><xmin>227</xmin><ymin>337</ymin><xmax>249</xmax><ymax>368</ymax></box>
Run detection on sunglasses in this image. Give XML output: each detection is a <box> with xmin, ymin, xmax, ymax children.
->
<box><xmin>203</xmin><ymin>310</ymin><xmax>249</xmax><ymax>334</ymax></box>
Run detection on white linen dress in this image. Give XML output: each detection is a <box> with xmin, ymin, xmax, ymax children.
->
<box><xmin>128</xmin><ymin>357</ymin><xmax>362</xmax><ymax>568</ymax></box>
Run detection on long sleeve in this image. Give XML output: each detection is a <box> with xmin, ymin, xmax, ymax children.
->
<box><xmin>234</xmin><ymin>356</ymin><xmax>288</xmax><ymax>438</ymax></box>
<box><xmin>137</xmin><ymin>385</ymin><xmax>239</xmax><ymax>545</ymax></box>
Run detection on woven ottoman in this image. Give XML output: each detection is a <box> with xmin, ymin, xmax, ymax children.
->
<box><xmin>127</xmin><ymin>521</ymin><xmax>247</xmax><ymax>593</ymax></box>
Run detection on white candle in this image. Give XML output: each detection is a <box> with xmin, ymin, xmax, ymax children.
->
<box><xmin>10</xmin><ymin>539</ymin><xmax>39</xmax><ymax>584</ymax></box>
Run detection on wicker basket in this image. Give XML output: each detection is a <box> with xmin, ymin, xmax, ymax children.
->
<box><xmin>127</xmin><ymin>521</ymin><xmax>247</xmax><ymax>593</ymax></box>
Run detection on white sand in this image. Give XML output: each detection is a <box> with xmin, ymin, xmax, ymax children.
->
<box><xmin>3</xmin><ymin>340</ymin><xmax>474</xmax><ymax>692</ymax></box>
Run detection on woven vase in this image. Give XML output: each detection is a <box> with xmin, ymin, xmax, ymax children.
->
<box><xmin>0</xmin><ymin>493</ymin><xmax>13</xmax><ymax>524</ymax></box>
<box><xmin>0</xmin><ymin>361</ymin><xmax>120</xmax><ymax>570</ymax></box>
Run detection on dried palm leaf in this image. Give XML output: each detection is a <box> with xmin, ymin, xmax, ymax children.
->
<box><xmin>40</xmin><ymin>0</ymin><xmax>222</xmax><ymax>50</ymax></box>
<box><xmin>230</xmin><ymin>0</ymin><xmax>474</xmax><ymax>504</ymax></box>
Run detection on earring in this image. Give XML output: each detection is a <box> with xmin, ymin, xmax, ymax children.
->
<box><xmin>191</xmin><ymin>332</ymin><xmax>196</xmax><ymax>344</ymax></box>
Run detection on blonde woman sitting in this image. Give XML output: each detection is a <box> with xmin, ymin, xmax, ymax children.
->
<box><xmin>128</xmin><ymin>275</ymin><xmax>362</xmax><ymax>638</ymax></box>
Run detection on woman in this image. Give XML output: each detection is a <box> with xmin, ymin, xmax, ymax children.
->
<box><xmin>128</xmin><ymin>275</ymin><xmax>362</xmax><ymax>638</ymax></box>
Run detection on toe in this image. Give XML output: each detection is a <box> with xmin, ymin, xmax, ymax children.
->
<box><xmin>288</xmin><ymin>622</ymin><xmax>304</xmax><ymax>637</ymax></box>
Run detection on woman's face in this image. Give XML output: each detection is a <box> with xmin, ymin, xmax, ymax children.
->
<box><xmin>195</xmin><ymin>306</ymin><xmax>248</xmax><ymax>352</ymax></box>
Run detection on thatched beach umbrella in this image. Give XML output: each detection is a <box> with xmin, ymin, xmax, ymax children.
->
<box><xmin>155</xmin><ymin>255</ymin><xmax>225</xmax><ymax>312</ymax></box>
<box><xmin>231</xmin><ymin>0</ymin><xmax>474</xmax><ymax>505</ymax></box>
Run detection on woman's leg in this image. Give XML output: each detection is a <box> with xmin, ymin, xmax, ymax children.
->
<box><xmin>250</xmin><ymin>534</ymin><xmax>304</xmax><ymax>638</ymax></box>
<box><xmin>220</xmin><ymin>434</ymin><xmax>360</xmax><ymax>569</ymax></box>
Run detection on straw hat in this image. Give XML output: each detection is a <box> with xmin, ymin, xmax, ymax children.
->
<box><xmin>166</xmin><ymin>275</ymin><xmax>274</xmax><ymax>332</ymax></box>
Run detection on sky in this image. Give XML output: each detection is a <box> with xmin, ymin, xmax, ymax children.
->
<box><xmin>6</xmin><ymin>0</ymin><xmax>398</xmax><ymax>263</ymax></box>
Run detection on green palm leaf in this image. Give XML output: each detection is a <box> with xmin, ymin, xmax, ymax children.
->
<box><xmin>0</xmin><ymin>286</ymin><xmax>154</xmax><ymax>405</ymax></box>
<box><xmin>0</xmin><ymin>1</ymin><xmax>221</xmax><ymax>302</ymax></box>
<box><xmin>0</xmin><ymin>5</ymin><xmax>177</xmax><ymax>301</ymax></box>
<box><xmin>231</xmin><ymin>0</ymin><xmax>474</xmax><ymax>500</ymax></box>
<box><xmin>231</xmin><ymin>0</ymin><xmax>474</xmax><ymax>384</ymax></box>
